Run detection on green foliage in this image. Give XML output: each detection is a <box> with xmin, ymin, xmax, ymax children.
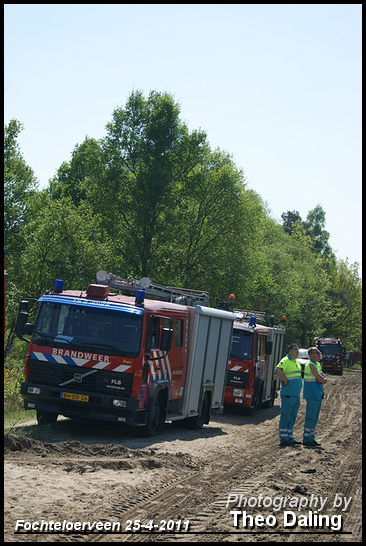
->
<box><xmin>168</xmin><ymin>147</ymin><xmax>246</xmax><ymax>291</ymax></box>
<box><xmin>324</xmin><ymin>258</ymin><xmax>362</xmax><ymax>351</ymax></box>
<box><xmin>5</xmin><ymin>193</ymin><xmax>112</xmax><ymax>334</ymax></box>
<box><xmin>247</xmin><ymin>219</ymin><xmax>330</xmax><ymax>347</ymax></box>
<box><xmin>100</xmin><ymin>89</ymin><xmax>208</xmax><ymax>277</ymax></box>
<box><xmin>4</xmin><ymin>119</ymin><xmax>38</xmax><ymax>256</ymax></box>
<box><xmin>4</xmin><ymin>359</ymin><xmax>25</xmax><ymax>411</ymax></box>
<box><xmin>281</xmin><ymin>210</ymin><xmax>302</xmax><ymax>235</ymax></box>
<box><xmin>303</xmin><ymin>204</ymin><xmax>333</xmax><ymax>257</ymax></box>
<box><xmin>48</xmin><ymin>137</ymin><xmax>105</xmax><ymax>206</ymax></box>
<box><xmin>4</xmin><ymin>89</ymin><xmax>362</xmax><ymax>369</ymax></box>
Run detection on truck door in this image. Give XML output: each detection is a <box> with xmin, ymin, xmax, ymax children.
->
<box><xmin>170</xmin><ymin>317</ymin><xmax>188</xmax><ymax>399</ymax></box>
<box><xmin>256</xmin><ymin>334</ymin><xmax>266</xmax><ymax>380</ymax></box>
<box><xmin>149</xmin><ymin>316</ymin><xmax>188</xmax><ymax>400</ymax></box>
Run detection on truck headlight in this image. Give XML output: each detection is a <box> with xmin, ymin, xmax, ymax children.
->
<box><xmin>113</xmin><ymin>399</ymin><xmax>127</xmax><ymax>408</ymax></box>
<box><xmin>234</xmin><ymin>398</ymin><xmax>244</xmax><ymax>404</ymax></box>
<box><xmin>27</xmin><ymin>387</ymin><xmax>41</xmax><ymax>394</ymax></box>
<box><xmin>233</xmin><ymin>389</ymin><xmax>244</xmax><ymax>397</ymax></box>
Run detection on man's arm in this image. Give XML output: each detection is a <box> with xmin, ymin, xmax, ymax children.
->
<box><xmin>309</xmin><ymin>364</ymin><xmax>327</xmax><ymax>384</ymax></box>
<box><xmin>275</xmin><ymin>367</ymin><xmax>288</xmax><ymax>386</ymax></box>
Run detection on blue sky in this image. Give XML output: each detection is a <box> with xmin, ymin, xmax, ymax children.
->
<box><xmin>4</xmin><ymin>4</ymin><xmax>362</xmax><ymax>276</ymax></box>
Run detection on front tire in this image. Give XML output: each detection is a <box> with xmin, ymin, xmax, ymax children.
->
<box><xmin>36</xmin><ymin>410</ymin><xmax>58</xmax><ymax>425</ymax></box>
<box><xmin>263</xmin><ymin>380</ymin><xmax>276</xmax><ymax>408</ymax></box>
<box><xmin>143</xmin><ymin>405</ymin><xmax>160</xmax><ymax>437</ymax></box>
<box><xmin>249</xmin><ymin>383</ymin><xmax>263</xmax><ymax>415</ymax></box>
<box><xmin>142</xmin><ymin>391</ymin><xmax>166</xmax><ymax>437</ymax></box>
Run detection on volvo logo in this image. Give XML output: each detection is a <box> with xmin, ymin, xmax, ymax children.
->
<box><xmin>59</xmin><ymin>368</ymin><xmax>98</xmax><ymax>387</ymax></box>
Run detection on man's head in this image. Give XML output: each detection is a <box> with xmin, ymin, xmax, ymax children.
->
<box><xmin>288</xmin><ymin>344</ymin><xmax>299</xmax><ymax>359</ymax></box>
<box><xmin>308</xmin><ymin>346</ymin><xmax>321</xmax><ymax>361</ymax></box>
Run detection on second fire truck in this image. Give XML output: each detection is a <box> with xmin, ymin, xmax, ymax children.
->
<box><xmin>224</xmin><ymin>310</ymin><xmax>285</xmax><ymax>414</ymax></box>
<box><xmin>315</xmin><ymin>337</ymin><xmax>344</xmax><ymax>375</ymax></box>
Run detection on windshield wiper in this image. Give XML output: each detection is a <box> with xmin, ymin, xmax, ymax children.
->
<box><xmin>33</xmin><ymin>332</ymin><xmax>78</xmax><ymax>348</ymax></box>
<box><xmin>80</xmin><ymin>342</ymin><xmax>126</xmax><ymax>356</ymax></box>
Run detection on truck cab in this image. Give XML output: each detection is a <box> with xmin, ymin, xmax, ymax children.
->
<box><xmin>224</xmin><ymin>311</ymin><xmax>285</xmax><ymax>414</ymax></box>
<box><xmin>316</xmin><ymin>337</ymin><xmax>344</xmax><ymax>375</ymax></box>
<box><xmin>16</xmin><ymin>273</ymin><xmax>235</xmax><ymax>436</ymax></box>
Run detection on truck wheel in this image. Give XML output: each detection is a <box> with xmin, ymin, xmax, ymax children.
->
<box><xmin>249</xmin><ymin>383</ymin><xmax>263</xmax><ymax>415</ymax></box>
<box><xmin>263</xmin><ymin>381</ymin><xmax>276</xmax><ymax>408</ymax></box>
<box><xmin>188</xmin><ymin>393</ymin><xmax>208</xmax><ymax>430</ymax></box>
<box><xmin>142</xmin><ymin>392</ymin><xmax>166</xmax><ymax>437</ymax></box>
<box><xmin>36</xmin><ymin>410</ymin><xmax>58</xmax><ymax>425</ymax></box>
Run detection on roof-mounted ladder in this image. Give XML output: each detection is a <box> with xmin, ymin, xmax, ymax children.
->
<box><xmin>96</xmin><ymin>270</ymin><xmax>209</xmax><ymax>307</ymax></box>
<box><xmin>233</xmin><ymin>309</ymin><xmax>266</xmax><ymax>325</ymax></box>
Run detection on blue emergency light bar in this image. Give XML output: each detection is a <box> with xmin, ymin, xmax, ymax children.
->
<box><xmin>135</xmin><ymin>290</ymin><xmax>145</xmax><ymax>306</ymax></box>
<box><xmin>54</xmin><ymin>279</ymin><xmax>63</xmax><ymax>293</ymax></box>
<box><xmin>249</xmin><ymin>316</ymin><xmax>256</xmax><ymax>327</ymax></box>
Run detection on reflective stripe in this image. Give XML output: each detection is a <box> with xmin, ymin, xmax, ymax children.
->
<box><xmin>304</xmin><ymin>360</ymin><xmax>322</xmax><ymax>381</ymax></box>
<box><xmin>304</xmin><ymin>372</ymin><xmax>316</xmax><ymax>382</ymax></box>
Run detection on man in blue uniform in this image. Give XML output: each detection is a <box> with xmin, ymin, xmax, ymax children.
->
<box><xmin>275</xmin><ymin>344</ymin><xmax>303</xmax><ymax>447</ymax></box>
<box><xmin>303</xmin><ymin>347</ymin><xmax>327</xmax><ymax>447</ymax></box>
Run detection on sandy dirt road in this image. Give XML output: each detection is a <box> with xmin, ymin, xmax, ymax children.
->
<box><xmin>4</xmin><ymin>370</ymin><xmax>362</xmax><ymax>542</ymax></box>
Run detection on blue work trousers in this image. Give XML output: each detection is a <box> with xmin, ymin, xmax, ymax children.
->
<box><xmin>279</xmin><ymin>394</ymin><xmax>300</xmax><ymax>444</ymax></box>
<box><xmin>303</xmin><ymin>398</ymin><xmax>322</xmax><ymax>443</ymax></box>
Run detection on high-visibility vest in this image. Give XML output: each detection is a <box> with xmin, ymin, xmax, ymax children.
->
<box><xmin>277</xmin><ymin>356</ymin><xmax>302</xmax><ymax>380</ymax></box>
<box><xmin>304</xmin><ymin>360</ymin><xmax>322</xmax><ymax>382</ymax></box>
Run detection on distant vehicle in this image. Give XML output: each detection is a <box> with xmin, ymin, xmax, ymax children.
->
<box><xmin>297</xmin><ymin>348</ymin><xmax>310</xmax><ymax>377</ymax></box>
<box><xmin>315</xmin><ymin>337</ymin><xmax>344</xmax><ymax>375</ymax></box>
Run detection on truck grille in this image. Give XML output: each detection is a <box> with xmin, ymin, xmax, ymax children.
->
<box><xmin>226</xmin><ymin>370</ymin><xmax>248</xmax><ymax>388</ymax></box>
<box><xmin>28</xmin><ymin>360</ymin><xmax>133</xmax><ymax>396</ymax></box>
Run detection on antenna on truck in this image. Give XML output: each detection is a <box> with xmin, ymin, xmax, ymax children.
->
<box><xmin>96</xmin><ymin>271</ymin><xmax>209</xmax><ymax>307</ymax></box>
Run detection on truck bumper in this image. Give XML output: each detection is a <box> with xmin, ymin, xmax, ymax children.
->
<box><xmin>224</xmin><ymin>387</ymin><xmax>253</xmax><ymax>408</ymax></box>
<box><xmin>322</xmin><ymin>364</ymin><xmax>343</xmax><ymax>375</ymax></box>
<box><xmin>21</xmin><ymin>382</ymin><xmax>143</xmax><ymax>425</ymax></box>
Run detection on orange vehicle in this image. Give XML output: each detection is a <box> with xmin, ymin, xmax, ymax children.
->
<box><xmin>15</xmin><ymin>271</ymin><xmax>235</xmax><ymax>436</ymax></box>
<box><xmin>224</xmin><ymin>310</ymin><xmax>285</xmax><ymax>414</ymax></box>
<box><xmin>315</xmin><ymin>337</ymin><xmax>345</xmax><ymax>375</ymax></box>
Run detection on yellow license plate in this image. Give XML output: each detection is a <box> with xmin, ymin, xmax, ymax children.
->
<box><xmin>61</xmin><ymin>392</ymin><xmax>89</xmax><ymax>402</ymax></box>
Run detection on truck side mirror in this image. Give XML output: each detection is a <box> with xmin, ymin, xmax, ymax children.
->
<box><xmin>160</xmin><ymin>328</ymin><xmax>173</xmax><ymax>352</ymax></box>
<box><xmin>19</xmin><ymin>300</ymin><xmax>29</xmax><ymax>312</ymax></box>
<box><xmin>15</xmin><ymin>312</ymin><xmax>28</xmax><ymax>336</ymax></box>
<box><xmin>15</xmin><ymin>312</ymin><xmax>34</xmax><ymax>338</ymax></box>
<box><xmin>23</xmin><ymin>323</ymin><xmax>34</xmax><ymax>335</ymax></box>
<box><xmin>265</xmin><ymin>340</ymin><xmax>273</xmax><ymax>355</ymax></box>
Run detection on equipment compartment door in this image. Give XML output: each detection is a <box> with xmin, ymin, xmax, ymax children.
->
<box><xmin>169</xmin><ymin>317</ymin><xmax>188</xmax><ymax>399</ymax></box>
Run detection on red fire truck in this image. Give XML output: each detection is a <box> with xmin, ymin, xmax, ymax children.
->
<box><xmin>224</xmin><ymin>310</ymin><xmax>285</xmax><ymax>414</ymax></box>
<box><xmin>315</xmin><ymin>337</ymin><xmax>344</xmax><ymax>375</ymax></box>
<box><xmin>15</xmin><ymin>271</ymin><xmax>235</xmax><ymax>436</ymax></box>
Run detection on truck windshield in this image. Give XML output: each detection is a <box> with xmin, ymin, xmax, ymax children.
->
<box><xmin>32</xmin><ymin>302</ymin><xmax>143</xmax><ymax>358</ymax></box>
<box><xmin>319</xmin><ymin>344</ymin><xmax>341</xmax><ymax>356</ymax></box>
<box><xmin>230</xmin><ymin>330</ymin><xmax>254</xmax><ymax>360</ymax></box>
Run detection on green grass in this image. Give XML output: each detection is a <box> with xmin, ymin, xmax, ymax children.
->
<box><xmin>4</xmin><ymin>354</ymin><xmax>37</xmax><ymax>429</ymax></box>
<box><xmin>343</xmin><ymin>363</ymin><xmax>362</xmax><ymax>372</ymax></box>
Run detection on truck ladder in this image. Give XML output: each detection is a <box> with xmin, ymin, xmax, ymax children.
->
<box><xmin>96</xmin><ymin>271</ymin><xmax>209</xmax><ymax>307</ymax></box>
<box><xmin>234</xmin><ymin>309</ymin><xmax>266</xmax><ymax>325</ymax></box>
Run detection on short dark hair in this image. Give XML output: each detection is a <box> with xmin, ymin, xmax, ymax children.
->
<box><xmin>288</xmin><ymin>343</ymin><xmax>298</xmax><ymax>353</ymax></box>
